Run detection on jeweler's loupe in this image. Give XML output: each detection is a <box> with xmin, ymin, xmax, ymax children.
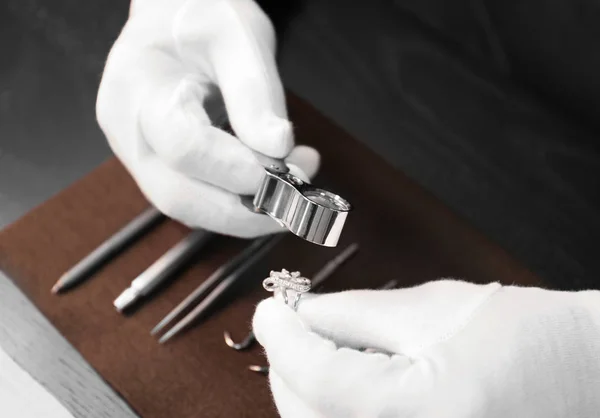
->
<box><xmin>243</xmin><ymin>153</ymin><xmax>352</xmax><ymax>247</ymax></box>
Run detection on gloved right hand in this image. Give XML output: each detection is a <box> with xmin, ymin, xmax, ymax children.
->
<box><xmin>253</xmin><ymin>279</ymin><xmax>600</xmax><ymax>418</ymax></box>
<box><xmin>96</xmin><ymin>0</ymin><xmax>319</xmax><ymax>238</ymax></box>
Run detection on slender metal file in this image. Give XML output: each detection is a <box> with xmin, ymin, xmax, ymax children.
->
<box><xmin>52</xmin><ymin>206</ymin><xmax>165</xmax><ymax>294</ymax></box>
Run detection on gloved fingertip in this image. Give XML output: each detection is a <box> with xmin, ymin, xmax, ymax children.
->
<box><xmin>286</xmin><ymin>146</ymin><xmax>321</xmax><ymax>180</ymax></box>
<box><xmin>242</xmin><ymin>116</ymin><xmax>294</xmax><ymax>158</ymax></box>
<box><xmin>252</xmin><ymin>297</ymin><xmax>279</xmax><ymax>342</ymax></box>
<box><xmin>253</xmin><ymin>296</ymin><xmax>304</xmax><ymax>344</ymax></box>
<box><xmin>253</xmin><ymin>297</ymin><xmax>287</xmax><ymax>326</ymax></box>
<box><xmin>252</xmin><ymin>292</ymin><xmax>321</xmax><ymax>337</ymax></box>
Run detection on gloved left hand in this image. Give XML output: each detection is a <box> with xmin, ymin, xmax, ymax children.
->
<box><xmin>96</xmin><ymin>0</ymin><xmax>319</xmax><ymax>238</ymax></box>
<box><xmin>253</xmin><ymin>279</ymin><xmax>600</xmax><ymax>418</ymax></box>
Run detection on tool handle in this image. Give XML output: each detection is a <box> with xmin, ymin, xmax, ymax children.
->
<box><xmin>132</xmin><ymin>229</ymin><xmax>213</xmax><ymax>294</ymax></box>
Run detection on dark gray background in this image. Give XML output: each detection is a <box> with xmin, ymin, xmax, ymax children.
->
<box><xmin>1</xmin><ymin>0</ymin><xmax>599</xmax><ymax>416</ymax></box>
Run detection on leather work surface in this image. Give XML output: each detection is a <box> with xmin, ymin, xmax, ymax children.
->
<box><xmin>0</xmin><ymin>95</ymin><xmax>544</xmax><ymax>417</ymax></box>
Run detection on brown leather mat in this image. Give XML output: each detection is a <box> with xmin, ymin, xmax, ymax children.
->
<box><xmin>0</xmin><ymin>95</ymin><xmax>543</xmax><ymax>417</ymax></box>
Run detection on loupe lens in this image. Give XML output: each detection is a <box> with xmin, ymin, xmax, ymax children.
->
<box><xmin>304</xmin><ymin>189</ymin><xmax>350</xmax><ymax>211</ymax></box>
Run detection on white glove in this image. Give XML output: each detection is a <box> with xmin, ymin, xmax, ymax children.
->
<box><xmin>253</xmin><ymin>279</ymin><xmax>600</xmax><ymax>418</ymax></box>
<box><xmin>96</xmin><ymin>0</ymin><xmax>319</xmax><ymax>237</ymax></box>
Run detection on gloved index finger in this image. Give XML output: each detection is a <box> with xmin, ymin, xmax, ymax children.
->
<box><xmin>252</xmin><ymin>298</ymin><xmax>415</xmax><ymax>416</ymax></box>
<box><xmin>202</xmin><ymin>0</ymin><xmax>293</xmax><ymax>158</ymax></box>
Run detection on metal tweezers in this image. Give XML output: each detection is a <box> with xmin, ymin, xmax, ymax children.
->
<box><xmin>151</xmin><ymin>233</ymin><xmax>285</xmax><ymax>343</ymax></box>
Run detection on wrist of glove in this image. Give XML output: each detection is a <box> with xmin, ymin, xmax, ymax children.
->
<box><xmin>97</xmin><ymin>0</ymin><xmax>319</xmax><ymax>237</ymax></box>
<box><xmin>253</xmin><ymin>279</ymin><xmax>600</xmax><ymax>418</ymax></box>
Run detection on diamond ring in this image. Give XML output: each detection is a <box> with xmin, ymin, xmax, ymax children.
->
<box><xmin>263</xmin><ymin>269</ymin><xmax>311</xmax><ymax>311</ymax></box>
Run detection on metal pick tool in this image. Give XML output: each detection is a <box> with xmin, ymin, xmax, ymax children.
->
<box><xmin>243</xmin><ymin>152</ymin><xmax>352</xmax><ymax>248</ymax></box>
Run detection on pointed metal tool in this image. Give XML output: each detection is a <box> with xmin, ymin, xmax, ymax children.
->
<box><xmin>153</xmin><ymin>234</ymin><xmax>284</xmax><ymax>343</ymax></box>
<box><xmin>52</xmin><ymin>207</ymin><xmax>165</xmax><ymax>293</ymax></box>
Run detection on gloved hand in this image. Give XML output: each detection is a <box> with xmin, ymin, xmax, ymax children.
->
<box><xmin>96</xmin><ymin>0</ymin><xmax>319</xmax><ymax>237</ymax></box>
<box><xmin>253</xmin><ymin>279</ymin><xmax>600</xmax><ymax>418</ymax></box>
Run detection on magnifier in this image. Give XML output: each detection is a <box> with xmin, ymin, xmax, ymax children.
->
<box><xmin>243</xmin><ymin>152</ymin><xmax>352</xmax><ymax>247</ymax></box>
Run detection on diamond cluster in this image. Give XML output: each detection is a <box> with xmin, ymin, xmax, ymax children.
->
<box><xmin>263</xmin><ymin>269</ymin><xmax>311</xmax><ymax>293</ymax></box>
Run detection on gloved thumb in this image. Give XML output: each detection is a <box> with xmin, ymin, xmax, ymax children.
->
<box><xmin>292</xmin><ymin>279</ymin><xmax>502</xmax><ymax>356</ymax></box>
